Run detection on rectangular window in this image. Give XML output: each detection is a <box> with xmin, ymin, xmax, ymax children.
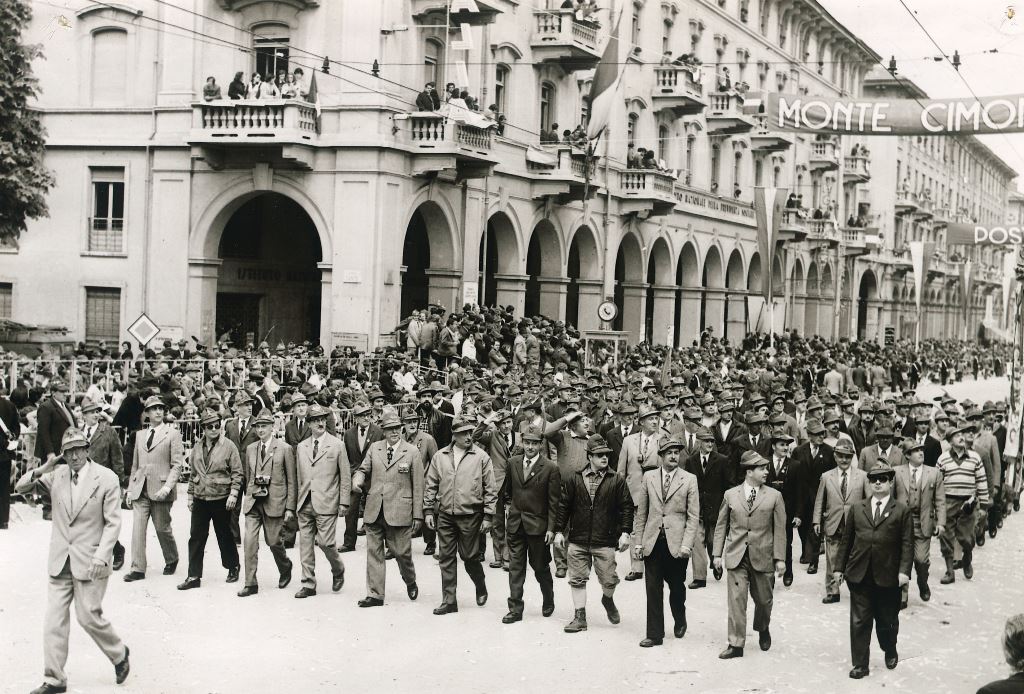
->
<box><xmin>92</xmin><ymin>29</ymin><xmax>127</xmax><ymax>106</ymax></box>
<box><xmin>539</xmin><ymin>83</ymin><xmax>554</xmax><ymax>133</ymax></box>
<box><xmin>0</xmin><ymin>283</ymin><xmax>11</xmax><ymax>319</ymax></box>
<box><xmin>494</xmin><ymin>65</ymin><xmax>508</xmax><ymax>115</ymax></box>
<box><xmin>89</xmin><ymin>167</ymin><xmax>125</xmax><ymax>253</ymax></box>
<box><xmin>85</xmin><ymin>287</ymin><xmax>121</xmax><ymax>344</ymax></box>
<box><xmin>254</xmin><ymin>27</ymin><xmax>290</xmax><ymax>82</ymax></box>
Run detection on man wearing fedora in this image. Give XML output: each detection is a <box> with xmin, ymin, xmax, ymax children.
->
<box><xmin>16</xmin><ymin>428</ymin><xmax>131</xmax><ymax>693</ymax></box>
<box><xmin>766</xmin><ymin>432</ymin><xmax>802</xmax><ymax>586</ymax></box>
<box><xmin>225</xmin><ymin>391</ymin><xmax>261</xmax><ymax>545</ymax></box>
<box><xmin>813</xmin><ymin>439</ymin><xmax>869</xmax><ymax>604</ymax></box>
<box><xmin>294</xmin><ymin>404</ymin><xmax>350</xmax><ymax>597</ymax></box>
<box><xmin>892</xmin><ymin>439</ymin><xmax>945</xmax><ymax>608</ymax></box>
<box><xmin>351</xmin><ymin>412</ymin><xmax>423</xmax><ymax>607</ymax></box>
<box><xmin>123</xmin><ymin>397</ymin><xmax>183</xmax><ymax>582</ymax></box>
<box><xmin>834</xmin><ymin>461</ymin><xmax>913</xmax><ymax>679</ymax></box>
<box><xmin>790</xmin><ymin>418</ymin><xmax>835</xmax><ymax>572</ymax></box>
<box><xmin>684</xmin><ymin>427</ymin><xmax>730</xmax><ymax>588</ymax></box>
<box><xmin>555</xmin><ymin>434</ymin><xmax>632</xmax><ymax>634</ymax></box>
<box><xmin>81</xmin><ymin>399</ymin><xmax>125</xmax><ymax>569</ymax></box>
<box><xmin>618</xmin><ymin>403</ymin><xmax>665</xmax><ymax>582</ymax></box>
<box><xmin>417</xmin><ymin>381</ymin><xmax>455</xmax><ymax>449</ymax></box>
<box><xmin>713</xmin><ymin>450</ymin><xmax>787</xmax><ymax>659</ymax></box>
<box><xmin>34</xmin><ymin>379</ymin><xmax>77</xmax><ymax>521</ymax></box>
<box><xmin>339</xmin><ymin>401</ymin><xmax>383</xmax><ymax>553</ymax></box>
<box><xmin>634</xmin><ymin>436</ymin><xmax>699</xmax><ymax>648</ymax></box>
<box><xmin>238</xmin><ymin>410</ymin><xmax>296</xmax><ymax>597</ymax></box>
<box><xmin>424</xmin><ymin>416</ymin><xmax>497</xmax><ymax>615</ymax></box>
<box><xmin>500</xmin><ymin>424</ymin><xmax>559</xmax><ymax>624</ymax></box>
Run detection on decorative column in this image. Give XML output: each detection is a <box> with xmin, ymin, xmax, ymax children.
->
<box><xmin>576</xmin><ymin>279</ymin><xmax>604</xmax><ymax>332</ymax></box>
<box><xmin>703</xmin><ymin>287</ymin><xmax>726</xmax><ymax>338</ymax></box>
<box><xmin>318</xmin><ymin>262</ymin><xmax>333</xmax><ymax>349</ymax></box>
<box><xmin>725</xmin><ymin>289</ymin><xmax>746</xmax><ymax>344</ymax></box>
<box><xmin>651</xmin><ymin>285</ymin><xmax>677</xmax><ymax>346</ymax></box>
<box><xmin>621</xmin><ymin>282</ymin><xmax>648</xmax><ymax>344</ymax></box>
<box><xmin>678</xmin><ymin>288</ymin><xmax>702</xmax><ymax>348</ymax></box>
<box><xmin>537</xmin><ymin>276</ymin><xmax>568</xmax><ymax>321</ymax></box>
<box><xmin>425</xmin><ymin>269</ymin><xmax>461</xmax><ymax>312</ymax></box>
<box><xmin>493</xmin><ymin>273</ymin><xmax>528</xmax><ymax>315</ymax></box>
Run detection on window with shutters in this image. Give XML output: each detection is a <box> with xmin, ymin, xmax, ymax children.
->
<box><xmin>539</xmin><ymin>82</ymin><xmax>555</xmax><ymax>133</ymax></box>
<box><xmin>91</xmin><ymin>29</ymin><xmax>127</xmax><ymax>105</ymax></box>
<box><xmin>85</xmin><ymin>287</ymin><xmax>121</xmax><ymax>344</ymax></box>
<box><xmin>424</xmin><ymin>37</ymin><xmax>442</xmax><ymax>87</ymax></box>
<box><xmin>494</xmin><ymin>64</ymin><xmax>509</xmax><ymax>115</ymax></box>
<box><xmin>89</xmin><ymin>167</ymin><xmax>125</xmax><ymax>253</ymax></box>
<box><xmin>0</xmin><ymin>283</ymin><xmax>11</xmax><ymax>320</ymax></box>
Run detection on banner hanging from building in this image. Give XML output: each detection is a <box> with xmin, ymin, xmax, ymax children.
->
<box><xmin>750</xmin><ymin>91</ymin><xmax>1024</xmax><ymax>135</ymax></box>
<box><xmin>908</xmin><ymin>241</ymin><xmax>933</xmax><ymax>314</ymax></box>
<box><xmin>753</xmin><ymin>187</ymin><xmax>787</xmax><ymax>305</ymax></box>
<box><xmin>960</xmin><ymin>260</ymin><xmax>974</xmax><ymax>322</ymax></box>
<box><xmin>1004</xmin><ymin>253</ymin><xmax>1017</xmax><ymax>328</ymax></box>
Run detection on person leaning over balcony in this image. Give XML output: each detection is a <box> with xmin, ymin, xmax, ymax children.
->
<box><xmin>202</xmin><ymin>76</ymin><xmax>222</xmax><ymax>102</ymax></box>
<box><xmin>228</xmin><ymin>72</ymin><xmax>246</xmax><ymax>100</ymax></box>
<box><xmin>292</xmin><ymin>68</ymin><xmax>308</xmax><ymax>99</ymax></box>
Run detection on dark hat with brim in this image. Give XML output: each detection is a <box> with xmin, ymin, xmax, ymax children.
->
<box><xmin>739</xmin><ymin>450</ymin><xmax>769</xmax><ymax>468</ymax></box>
<box><xmin>586</xmin><ymin>434</ymin><xmax>613</xmax><ymax>455</ymax></box>
<box><xmin>866</xmin><ymin>462</ymin><xmax>896</xmax><ymax>480</ymax></box>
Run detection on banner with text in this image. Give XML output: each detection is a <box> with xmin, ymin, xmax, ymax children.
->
<box><xmin>947</xmin><ymin>223</ymin><xmax>1024</xmax><ymax>246</ymax></box>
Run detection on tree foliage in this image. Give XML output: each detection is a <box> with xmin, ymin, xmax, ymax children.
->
<box><xmin>0</xmin><ymin>0</ymin><xmax>55</xmax><ymax>241</ymax></box>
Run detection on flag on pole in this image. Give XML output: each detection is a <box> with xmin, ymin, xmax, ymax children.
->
<box><xmin>585</xmin><ymin>1</ymin><xmax>623</xmax><ymax>141</ymax></box>
<box><xmin>1003</xmin><ymin>252</ymin><xmax>1016</xmax><ymax>329</ymax></box>
<box><xmin>753</xmin><ymin>187</ymin><xmax>787</xmax><ymax>304</ymax></box>
<box><xmin>960</xmin><ymin>260</ymin><xmax>974</xmax><ymax>322</ymax></box>
<box><xmin>908</xmin><ymin>241</ymin><xmax>933</xmax><ymax>314</ymax></box>
<box><xmin>307</xmin><ymin>70</ymin><xmax>322</xmax><ymax>132</ymax></box>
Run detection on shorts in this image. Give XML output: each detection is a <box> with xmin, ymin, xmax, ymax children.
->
<box><xmin>567</xmin><ymin>543</ymin><xmax>619</xmax><ymax>590</ymax></box>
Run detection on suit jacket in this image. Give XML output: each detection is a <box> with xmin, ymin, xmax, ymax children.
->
<box><xmin>225</xmin><ymin>417</ymin><xmax>261</xmax><ymax>467</ymax></box>
<box><xmin>473</xmin><ymin>423</ymin><xmax>515</xmax><ymax>491</ymax></box>
<box><xmin>295</xmin><ymin>432</ymin><xmax>351</xmax><ymax>514</ymax></box>
<box><xmin>813</xmin><ymin>466</ymin><xmax>870</xmax><ymax>536</ymax></box>
<box><xmin>0</xmin><ymin>396</ymin><xmax>21</xmax><ymax>464</ymax></box>
<box><xmin>737</xmin><ymin>432</ymin><xmax>772</xmax><ymax>461</ymax></box>
<box><xmin>604</xmin><ymin>423</ymin><xmax>637</xmax><ymax>467</ymax></box>
<box><xmin>86</xmin><ymin>422</ymin><xmax>124</xmax><ymax>481</ymax></box>
<box><xmin>633</xmin><ymin>467</ymin><xmax>700</xmax><ymax>558</ymax></box>
<box><xmin>242</xmin><ymin>437</ymin><xmax>296</xmax><ymax>516</ymax></box>
<box><xmin>34</xmin><ymin>397</ymin><xmax>76</xmax><ymax>460</ymax></box>
<box><xmin>16</xmin><ymin>462</ymin><xmax>121</xmax><ymax>580</ymax></box>
<box><xmin>683</xmin><ymin>450</ymin><xmax>731</xmax><ymax>529</ymax></box>
<box><xmin>835</xmin><ymin>496</ymin><xmax>914</xmax><ymax>587</ymax></box>
<box><xmin>284</xmin><ymin>416</ymin><xmax>336</xmax><ymax>448</ymax></box>
<box><xmin>892</xmin><ymin>464</ymin><xmax>946</xmax><ymax>537</ymax></box>
<box><xmin>617</xmin><ymin>431</ymin><xmax>665</xmax><ymax>504</ymax></box>
<box><xmin>713</xmin><ymin>419</ymin><xmax>747</xmax><ymax>481</ymax></box>
<box><xmin>713</xmin><ymin>484</ymin><xmax>787</xmax><ymax>573</ymax></box>
<box><xmin>127</xmin><ymin>424</ymin><xmax>185</xmax><ymax>502</ymax></box>
<box><xmin>502</xmin><ymin>453</ymin><xmax>560</xmax><ymax>536</ymax></box>
<box><xmin>353</xmin><ymin>439</ymin><xmax>423</xmax><ymax>526</ymax></box>
<box><xmin>858</xmin><ymin>443</ymin><xmax>904</xmax><ymax>472</ymax></box>
<box><xmin>790</xmin><ymin>441</ymin><xmax>836</xmax><ymax>520</ymax></box>
<box><xmin>344</xmin><ymin>423</ymin><xmax>384</xmax><ymax>472</ymax></box>
<box><xmin>765</xmin><ymin>454</ymin><xmax>807</xmax><ymax>519</ymax></box>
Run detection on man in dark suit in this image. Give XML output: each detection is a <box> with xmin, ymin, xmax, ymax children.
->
<box><xmin>834</xmin><ymin>462</ymin><xmax>914</xmax><ymax>679</ymax></box>
<box><xmin>473</xmin><ymin>410</ymin><xmax>517</xmax><ymax>569</ymax></box>
<box><xmin>0</xmin><ymin>389</ymin><xmax>22</xmax><ymax>530</ymax></box>
<box><xmin>738</xmin><ymin>412</ymin><xmax>772</xmax><ymax>461</ymax></box>
<box><xmin>500</xmin><ymin>424</ymin><xmax>559</xmax><ymax>624</ymax></box>
<box><xmin>765</xmin><ymin>433</ymin><xmax>804</xmax><ymax>586</ymax></box>
<box><xmin>34</xmin><ymin>379</ymin><xmax>77</xmax><ymax>520</ymax></box>
<box><xmin>908</xmin><ymin>416</ymin><xmax>943</xmax><ymax>468</ymax></box>
<box><xmin>604</xmin><ymin>404</ymin><xmax>637</xmax><ymax>467</ymax></box>
<box><xmin>684</xmin><ymin>428</ymin><xmax>730</xmax><ymax>588</ymax></box>
<box><xmin>224</xmin><ymin>391</ymin><xmax>260</xmax><ymax>545</ymax></box>
<box><xmin>416</xmin><ymin>381</ymin><xmax>455</xmax><ymax>449</ymax></box>
<box><xmin>713</xmin><ymin>400</ymin><xmax>747</xmax><ymax>484</ymax></box>
<box><xmin>339</xmin><ymin>402</ymin><xmax>383</xmax><ymax>552</ymax></box>
<box><xmin>789</xmin><ymin>419</ymin><xmax>835</xmax><ymax>571</ymax></box>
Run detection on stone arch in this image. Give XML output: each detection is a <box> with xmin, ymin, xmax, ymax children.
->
<box><xmin>401</xmin><ymin>199</ymin><xmax>459</xmax><ymax>317</ymax></box>
<box><xmin>525</xmin><ymin>218</ymin><xmax>564</xmax><ymax>318</ymax></box>
<box><xmin>645</xmin><ymin>236</ymin><xmax>673</xmax><ymax>343</ymax></box>
<box><xmin>566</xmin><ymin>224</ymin><xmax>601</xmax><ymax>330</ymax></box>
<box><xmin>805</xmin><ymin>261</ymin><xmax>819</xmax><ymax>335</ymax></box>
<box><xmin>725</xmin><ymin>248</ymin><xmax>746</xmax><ymax>344</ymax></box>
<box><xmin>856</xmin><ymin>269</ymin><xmax>879</xmax><ymax>341</ymax></box>
<box><xmin>675</xmin><ymin>242</ymin><xmax>701</xmax><ymax>347</ymax></box>
<box><xmin>479</xmin><ymin>210</ymin><xmax>521</xmax><ymax>307</ymax></box>
<box><xmin>701</xmin><ymin>244</ymin><xmax>725</xmax><ymax>337</ymax></box>
<box><xmin>614</xmin><ymin>231</ymin><xmax>644</xmax><ymax>333</ymax></box>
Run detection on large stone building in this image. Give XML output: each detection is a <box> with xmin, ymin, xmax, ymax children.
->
<box><xmin>2</xmin><ymin>0</ymin><xmax>1013</xmax><ymax>349</ymax></box>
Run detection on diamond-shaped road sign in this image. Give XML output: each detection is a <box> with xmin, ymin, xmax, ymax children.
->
<box><xmin>127</xmin><ymin>313</ymin><xmax>160</xmax><ymax>346</ymax></box>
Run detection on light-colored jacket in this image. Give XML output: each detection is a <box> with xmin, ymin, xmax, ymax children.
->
<box><xmin>813</xmin><ymin>466</ymin><xmax>870</xmax><ymax>537</ymax></box>
<box><xmin>127</xmin><ymin>424</ymin><xmax>185</xmax><ymax>502</ymax></box>
<box><xmin>633</xmin><ymin>467</ymin><xmax>700</xmax><ymax>558</ymax></box>
<box><xmin>713</xmin><ymin>484</ymin><xmax>787</xmax><ymax>573</ymax></box>
<box><xmin>353</xmin><ymin>439</ymin><xmax>424</xmax><ymax>526</ymax></box>
<box><xmin>424</xmin><ymin>444</ymin><xmax>497</xmax><ymax>518</ymax></box>
<box><xmin>188</xmin><ymin>435</ymin><xmax>243</xmax><ymax>501</ymax></box>
<box><xmin>16</xmin><ymin>462</ymin><xmax>121</xmax><ymax>580</ymax></box>
<box><xmin>295</xmin><ymin>432</ymin><xmax>351</xmax><ymax>514</ymax></box>
<box><xmin>858</xmin><ymin>443</ymin><xmax>904</xmax><ymax>472</ymax></box>
<box><xmin>617</xmin><ymin>431</ymin><xmax>665</xmax><ymax>503</ymax></box>
<box><xmin>892</xmin><ymin>463</ymin><xmax>946</xmax><ymax>537</ymax></box>
<box><xmin>243</xmin><ymin>437</ymin><xmax>297</xmax><ymax>517</ymax></box>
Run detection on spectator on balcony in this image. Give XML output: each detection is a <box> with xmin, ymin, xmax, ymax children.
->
<box><xmin>562</xmin><ymin>129</ymin><xmax>574</xmax><ymax>145</ymax></box>
<box><xmin>254</xmin><ymin>74</ymin><xmax>281</xmax><ymax>99</ymax></box>
<box><xmin>540</xmin><ymin>123</ymin><xmax>560</xmax><ymax>144</ymax></box>
<box><xmin>786</xmin><ymin>193</ymin><xmax>799</xmax><ymax>209</ymax></box>
<box><xmin>274</xmin><ymin>69</ymin><xmax>288</xmax><ymax>91</ymax></box>
<box><xmin>496</xmin><ymin>114</ymin><xmax>507</xmax><ymax>136</ymax></box>
<box><xmin>292</xmin><ymin>68</ymin><xmax>309</xmax><ymax>99</ymax></box>
<box><xmin>460</xmin><ymin>90</ymin><xmax>479</xmax><ymax>111</ymax></box>
<box><xmin>228</xmin><ymin>72</ymin><xmax>246</xmax><ymax>100</ymax></box>
<box><xmin>851</xmin><ymin>143</ymin><xmax>860</xmax><ymax>156</ymax></box>
<box><xmin>203</xmin><ymin>76</ymin><xmax>222</xmax><ymax>102</ymax></box>
<box><xmin>415</xmin><ymin>82</ymin><xmax>440</xmax><ymax>112</ymax></box>
<box><xmin>281</xmin><ymin>74</ymin><xmax>299</xmax><ymax>99</ymax></box>
<box><xmin>444</xmin><ymin>83</ymin><xmax>457</xmax><ymax>102</ymax></box>
<box><xmin>626</xmin><ymin>143</ymin><xmax>640</xmax><ymax>168</ymax></box>
<box><xmin>485</xmin><ymin>104</ymin><xmax>499</xmax><ymax>121</ymax></box>
<box><xmin>847</xmin><ymin>215</ymin><xmax>858</xmax><ymax>228</ymax></box>
<box><xmin>717</xmin><ymin>67</ymin><xmax>732</xmax><ymax>93</ymax></box>
<box><xmin>660</xmin><ymin>50</ymin><xmax>674</xmax><ymax>66</ymax></box>
<box><xmin>640</xmin><ymin>149</ymin><xmax>659</xmax><ymax>169</ymax></box>
<box><xmin>570</xmin><ymin>124</ymin><xmax>588</xmax><ymax>148</ymax></box>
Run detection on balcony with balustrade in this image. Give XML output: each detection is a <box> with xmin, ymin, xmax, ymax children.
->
<box><xmin>928</xmin><ymin>253</ymin><xmax>956</xmax><ymax>280</ymax></box>
<box><xmin>651</xmin><ymin>66</ymin><xmax>706</xmax><ymax>118</ymax></box>
<box><xmin>530</xmin><ymin>10</ymin><xmax>603</xmax><ymax>71</ymax></box>
<box><xmin>914</xmin><ymin>195</ymin><xmax>933</xmax><ymax>221</ymax></box>
<box><xmin>976</xmin><ymin>265</ymin><xmax>1003</xmax><ymax>285</ymax></box>
<box><xmin>894</xmin><ymin>188</ymin><xmax>918</xmax><ymax>214</ymax></box>
<box><xmin>931</xmin><ymin>205</ymin><xmax>950</xmax><ymax>226</ymax></box>
<box><xmin>750</xmin><ymin>116</ymin><xmax>793</xmax><ymax>153</ymax></box>
<box><xmin>397</xmin><ymin>112</ymin><xmax>497</xmax><ymax>180</ymax></box>
<box><xmin>806</xmin><ymin>219</ymin><xmax>840</xmax><ymax>248</ymax></box>
<box><xmin>188</xmin><ymin>100</ymin><xmax>320</xmax><ymax>169</ymax></box>
<box><xmin>841</xmin><ymin>226</ymin><xmax>879</xmax><ymax>257</ymax></box>
<box><xmin>843</xmin><ymin>154</ymin><xmax>871</xmax><ymax>183</ymax></box>
<box><xmin>705</xmin><ymin>93</ymin><xmax>754</xmax><ymax>134</ymax></box>
<box><xmin>526</xmin><ymin>146</ymin><xmax>604</xmax><ymax>202</ymax></box>
<box><xmin>809</xmin><ymin>139</ymin><xmax>839</xmax><ymax>171</ymax></box>
<box><xmin>779</xmin><ymin>209</ymin><xmax>808</xmax><ymax>241</ymax></box>
<box><xmin>616</xmin><ymin>169</ymin><xmax>677</xmax><ymax>217</ymax></box>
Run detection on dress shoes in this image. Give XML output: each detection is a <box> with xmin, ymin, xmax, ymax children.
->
<box><xmin>758</xmin><ymin>628</ymin><xmax>771</xmax><ymax>651</ymax></box>
<box><xmin>237</xmin><ymin>585</ymin><xmax>259</xmax><ymax>597</ymax></box>
<box><xmin>407</xmin><ymin>582</ymin><xmax>419</xmax><ymax>601</ymax></box>
<box><xmin>115</xmin><ymin>645</ymin><xmax>130</xmax><ymax>684</ymax></box>
<box><xmin>542</xmin><ymin>600</ymin><xmax>555</xmax><ymax>617</ymax></box>
<box><xmin>806</xmin><ymin>563</ymin><xmax>818</xmax><ymax>575</ymax></box>
<box><xmin>332</xmin><ymin>574</ymin><xmax>345</xmax><ymax>592</ymax></box>
<box><xmin>489</xmin><ymin>560</ymin><xmax>503</xmax><ymax>569</ymax></box>
<box><xmin>433</xmin><ymin>603</ymin><xmax>459</xmax><ymax>615</ymax></box>
<box><xmin>424</xmin><ymin>545</ymin><xmax>435</xmax><ymax>556</ymax></box>
<box><xmin>294</xmin><ymin>587</ymin><xmax>317</xmax><ymax>599</ymax></box>
<box><xmin>919</xmin><ymin>584</ymin><xmax>931</xmax><ymax>601</ymax></box>
<box><xmin>30</xmin><ymin>683</ymin><xmax>67</xmax><ymax>693</ymax></box>
<box><xmin>674</xmin><ymin>621</ymin><xmax>687</xmax><ymax>638</ymax></box>
<box><xmin>112</xmin><ymin>554</ymin><xmax>124</xmax><ymax>572</ymax></box>
<box><xmin>338</xmin><ymin>544</ymin><xmax>356</xmax><ymax>553</ymax></box>
<box><xmin>356</xmin><ymin>525</ymin><xmax>366</xmax><ymax>536</ymax></box>
<box><xmin>502</xmin><ymin>611</ymin><xmax>523</xmax><ymax>624</ymax></box>
<box><xmin>940</xmin><ymin>571</ymin><xmax>955</xmax><ymax>584</ymax></box>
<box><xmin>976</xmin><ymin>533</ymin><xmax>985</xmax><ymax>547</ymax></box>
<box><xmin>279</xmin><ymin>568</ymin><xmax>293</xmax><ymax>589</ymax></box>
<box><xmin>226</xmin><ymin>567</ymin><xmax>240</xmax><ymax>583</ymax></box>
<box><xmin>952</xmin><ymin>559</ymin><xmax>963</xmax><ymax>570</ymax></box>
<box><xmin>358</xmin><ymin>597</ymin><xmax>384</xmax><ymax>608</ymax></box>
<box><xmin>475</xmin><ymin>583</ymin><xmax>488</xmax><ymax>606</ymax></box>
<box><xmin>163</xmin><ymin>562</ymin><xmax>177</xmax><ymax>575</ymax></box>
<box><xmin>782</xmin><ymin>574</ymin><xmax>793</xmax><ymax>587</ymax></box>
<box><xmin>123</xmin><ymin>571</ymin><xmax>145</xmax><ymax>583</ymax></box>
<box><xmin>639</xmin><ymin>638</ymin><xmax>663</xmax><ymax>648</ymax></box>
<box><xmin>687</xmin><ymin>579</ymin><xmax>706</xmax><ymax>589</ymax></box>
<box><xmin>822</xmin><ymin>594</ymin><xmax>840</xmax><ymax>604</ymax></box>
<box><xmin>989</xmin><ymin>526</ymin><xmax>998</xmax><ymax>539</ymax></box>
<box><xmin>718</xmin><ymin>645</ymin><xmax>743</xmax><ymax>659</ymax></box>
<box><xmin>712</xmin><ymin>565</ymin><xmax>724</xmax><ymax>581</ymax></box>
<box><xmin>849</xmin><ymin>666</ymin><xmax>869</xmax><ymax>679</ymax></box>
<box><xmin>963</xmin><ymin>562</ymin><xmax>974</xmax><ymax>580</ymax></box>
<box><xmin>555</xmin><ymin>568</ymin><xmax>566</xmax><ymax>579</ymax></box>
<box><xmin>601</xmin><ymin>595</ymin><xmax>620</xmax><ymax>624</ymax></box>
<box><xmin>624</xmin><ymin>571</ymin><xmax>643</xmax><ymax>581</ymax></box>
<box><xmin>177</xmin><ymin>577</ymin><xmax>201</xmax><ymax>591</ymax></box>
<box><xmin>885</xmin><ymin>649</ymin><xmax>898</xmax><ymax>669</ymax></box>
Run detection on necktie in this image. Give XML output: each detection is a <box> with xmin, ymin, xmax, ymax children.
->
<box><xmin>811</xmin><ymin>445</ymin><xmax>817</xmax><ymax>459</ymax></box>
<box><xmin>641</xmin><ymin>436</ymin><xmax>648</xmax><ymax>460</ymax></box>
<box><xmin>71</xmin><ymin>471</ymin><xmax>79</xmax><ymax>485</ymax></box>
<box><xmin>841</xmin><ymin>471</ymin><xmax>848</xmax><ymax>499</ymax></box>
<box><xmin>874</xmin><ymin>499</ymin><xmax>882</xmax><ymax>522</ymax></box>
<box><xmin>507</xmin><ymin>433</ymin><xmax>513</xmax><ymax>449</ymax></box>
<box><xmin>146</xmin><ymin>428</ymin><xmax>155</xmax><ymax>450</ymax></box>
<box><xmin>688</xmin><ymin>433</ymin><xmax>694</xmax><ymax>449</ymax></box>
<box><xmin>663</xmin><ymin>470</ymin><xmax>672</xmax><ymax>497</ymax></box>
<box><xmin>313</xmin><ymin>439</ymin><xmax>319</xmax><ymax>459</ymax></box>
<box><xmin>701</xmin><ymin>457</ymin><xmax>708</xmax><ymax>474</ymax></box>
<box><xmin>524</xmin><ymin>458</ymin><xmax>531</xmax><ymax>476</ymax></box>
<box><xmin>260</xmin><ymin>443</ymin><xmax>267</xmax><ymax>460</ymax></box>
<box><xmin>241</xmin><ymin>418</ymin><xmax>247</xmax><ymax>433</ymax></box>
<box><xmin>746</xmin><ymin>487</ymin><xmax>756</xmax><ymax>510</ymax></box>
<box><xmin>298</xmin><ymin>418</ymin><xmax>304</xmax><ymax>432</ymax></box>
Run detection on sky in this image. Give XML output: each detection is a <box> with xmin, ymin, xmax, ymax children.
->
<box><xmin>821</xmin><ymin>0</ymin><xmax>1024</xmax><ymax>191</ymax></box>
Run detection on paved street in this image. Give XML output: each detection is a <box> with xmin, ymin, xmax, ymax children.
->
<box><xmin>2</xmin><ymin>377</ymin><xmax>1020</xmax><ymax>694</ymax></box>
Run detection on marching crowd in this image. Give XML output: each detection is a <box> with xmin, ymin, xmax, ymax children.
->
<box><xmin>2</xmin><ymin>304</ymin><xmax>1021</xmax><ymax>693</ymax></box>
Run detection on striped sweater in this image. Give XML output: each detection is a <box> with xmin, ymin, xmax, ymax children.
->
<box><xmin>936</xmin><ymin>448</ymin><xmax>989</xmax><ymax>504</ymax></box>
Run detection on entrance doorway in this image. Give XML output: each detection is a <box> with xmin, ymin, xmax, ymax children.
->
<box><xmin>216</xmin><ymin>293</ymin><xmax>262</xmax><ymax>347</ymax></box>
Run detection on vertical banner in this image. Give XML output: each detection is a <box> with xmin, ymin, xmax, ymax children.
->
<box><xmin>753</xmin><ymin>187</ymin><xmax>787</xmax><ymax>304</ymax></box>
<box><xmin>1004</xmin><ymin>252</ymin><xmax>1017</xmax><ymax>329</ymax></box>
<box><xmin>908</xmin><ymin>241</ymin><xmax>934</xmax><ymax>314</ymax></box>
<box><xmin>960</xmin><ymin>260</ymin><xmax>974</xmax><ymax>323</ymax></box>
<box><xmin>585</xmin><ymin>0</ymin><xmax>623</xmax><ymax>141</ymax></box>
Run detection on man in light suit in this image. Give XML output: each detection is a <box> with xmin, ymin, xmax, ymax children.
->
<box><xmin>123</xmin><ymin>396</ymin><xmax>184</xmax><ymax>582</ymax></box>
<box><xmin>634</xmin><ymin>437</ymin><xmax>700</xmax><ymax>648</ymax></box>
<box><xmin>834</xmin><ymin>462</ymin><xmax>914</xmax><ymax>679</ymax></box>
<box><xmin>858</xmin><ymin>427</ymin><xmax>904</xmax><ymax>472</ymax></box>
<box><xmin>238</xmin><ymin>410</ymin><xmax>296</xmax><ymax>596</ymax></box>
<box><xmin>293</xmin><ymin>404</ymin><xmax>350</xmax><ymax>598</ymax></box>
<box><xmin>351</xmin><ymin>412</ymin><xmax>423</xmax><ymax>607</ymax></box>
<box><xmin>282</xmin><ymin>393</ymin><xmax>334</xmax><ymax>549</ymax></box>
<box><xmin>892</xmin><ymin>439</ymin><xmax>945</xmax><ymax>608</ymax></box>
<box><xmin>339</xmin><ymin>402</ymin><xmax>383</xmax><ymax>552</ymax></box>
<box><xmin>813</xmin><ymin>439</ymin><xmax>869</xmax><ymax>603</ymax></box>
<box><xmin>224</xmin><ymin>391</ymin><xmax>260</xmax><ymax>545</ymax></box>
<box><xmin>34</xmin><ymin>379</ymin><xmax>77</xmax><ymax>521</ymax></box>
<box><xmin>618</xmin><ymin>404</ymin><xmax>665</xmax><ymax>581</ymax></box>
<box><xmin>473</xmin><ymin>409</ymin><xmax>516</xmax><ymax>569</ymax></box>
<box><xmin>713</xmin><ymin>450</ymin><xmax>787</xmax><ymax>659</ymax></box>
<box><xmin>81</xmin><ymin>400</ymin><xmax>125</xmax><ymax>569</ymax></box>
<box><xmin>16</xmin><ymin>428</ymin><xmax>130</xmax><ymax>693</ymax></box>
<box><xmin>500</xmin><ymin>424</ymin><xmax>559</xmax><ymax>624</ymax></box>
